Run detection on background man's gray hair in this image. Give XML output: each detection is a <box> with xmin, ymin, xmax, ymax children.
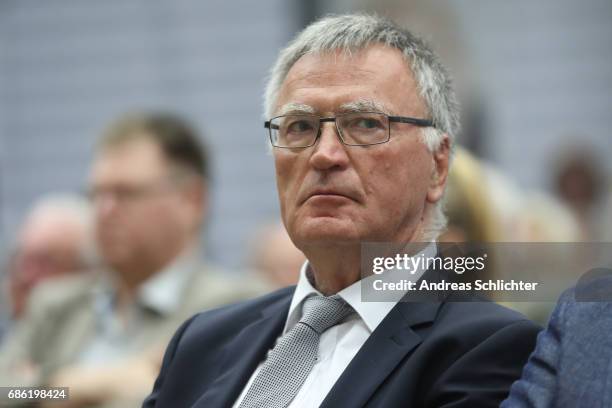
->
<box><xmin>27</xmin><ymin>193</ymin><xmax>92</xmax><ymax>230</ymax></box>
<box><xmin>22</xmin><ymin>193</ymin><xmax>98</xmax><ymax>266</ymax></box>
<box><xmin>264</xmin><ymin>13</ymin><xmax>460</xmax><ymax>240</ymax></box>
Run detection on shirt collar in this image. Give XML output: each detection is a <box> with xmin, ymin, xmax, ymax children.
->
<box><xmin>285</xmin><ymin>242</ymin><xmax>437</xmax><ymax>333</ymax></box>
<box><xmin>136</xmin><ymin>246</ymin><xmax>200</xmax><ymax>315</ymax></box>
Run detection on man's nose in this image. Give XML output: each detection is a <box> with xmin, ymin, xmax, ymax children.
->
<box><xmin>94</xmin><ymin>193</ymin><xmax>119</xmax><ymax>218</ymax></box>
<box><xmin>308</xmin><ymin>122</ymin><xmax>350</xmax><ymax>170</ymax></box>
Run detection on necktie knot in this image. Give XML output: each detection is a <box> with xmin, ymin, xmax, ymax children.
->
<box><xmin>299</xmin><ymin>295</ymin><xmax>353</xmax><ymax>334</ymax></box>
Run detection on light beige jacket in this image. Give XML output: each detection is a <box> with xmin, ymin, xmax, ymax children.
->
<box><xmin>0</xmin><ymin>263</ymin><xmax>269</xmax><ymax>407</ymax></box>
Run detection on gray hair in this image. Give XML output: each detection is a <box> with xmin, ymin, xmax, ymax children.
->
<box><xmin>264</xmin><ymin>13</ymin><xmax>459</xmax><ymax>240</ymax></box>
<box><xmin>23</xmin><ymin>193</ymin><xmax>98</xmax><ymax>266</ymax></box>
<box><xmin>27</xmin><ymin>193</ymin><xmax>92</xmax><ymax>229</ymax></box>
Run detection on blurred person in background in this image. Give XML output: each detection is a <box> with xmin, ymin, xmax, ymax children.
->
<box><xmin>439</xmin><ymin>147</ymin><xmax>501</xmax><ymax>243</ymax></box>
<box><xmin>248</xmin><ymin>221</ymin><xmax>306</xmax><ymax>288</ymax></box>
<box><xmin>4</xmin><ymin>194</ymin><xmax>94</xmax><ymax>320</ymax></box>
<box><xmin>0</xmin><ymin>193</ymin><xmax>94</xmax><ymax>335</ymax></box>
<box><xmin>553</xmin><ymin>145</ymin><xmax>608</xmax><ymax>241</ymax></box>
<box><xmin>439</xmin><ymin>145</ymin><xmax>582</xmax><ymax>244</ymax></box>
<box><xmin>439</xmin><ymin>147</ymin><xmax>580</xmax><ymax>324</ymax></box>
<box><xmin>0</xmin><ymin>308</ymin><xmax>5</xmax><ymax>344</ymax></box>
<box><xmin>0</xmin><ymin>112</ymin><xmax>268</xmax><ymax>407</ymax></box>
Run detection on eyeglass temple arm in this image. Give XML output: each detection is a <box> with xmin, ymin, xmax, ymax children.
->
<box><xmin>266</xmin><ymin>117</ymin><xmax>434</xmax><ymax>129</ymax></box>
<box><xmin>388</xmin><ymin>116</ymin><xmax>434</xmax><ymax>128</ymax></box>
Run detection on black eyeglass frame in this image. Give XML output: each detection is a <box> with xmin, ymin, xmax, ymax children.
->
<box><xmin>264</xmin><ymin>112</ymin><xmax>435</xmax><ymax>148</ymax></box>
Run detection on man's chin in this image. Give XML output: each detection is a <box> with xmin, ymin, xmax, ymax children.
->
<box><xmin>292</xmin><ymin>217</ymin><xmax>360</xmax><ymax>245</ymax></box>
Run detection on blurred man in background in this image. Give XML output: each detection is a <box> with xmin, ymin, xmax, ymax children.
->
<box><xmin>4</xmin><ymin>194</ymin><xmax>93</xmax><ymax>320</ymax></box>
<box><xmin>0</xmin><ymin>112</ymin><xmax>267</xmax><ymax>407</ymax></box>
<box><xmin>0</xmin><ymin>193</ymin><xmax>93</xmax><ymax>337</ymax></box>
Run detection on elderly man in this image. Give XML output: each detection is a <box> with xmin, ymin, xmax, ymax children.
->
<box><xmin>144</xmin><ymin>14</ymin><xmax>540</xmax><ymax>407</ymax></box>
<box><xmin>0</xmin><ymin>112</ymin><xmax>266</xmax><ymax>407</ymax></box>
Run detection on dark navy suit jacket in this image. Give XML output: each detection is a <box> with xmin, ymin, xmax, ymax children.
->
<box><xmin>144</xmin><ymin>284</ymin><xmax>540</xmax><ymax>408</ymax></box>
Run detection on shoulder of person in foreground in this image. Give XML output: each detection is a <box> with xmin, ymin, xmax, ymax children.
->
<box><xmin>501</xmin><ymin>280</ymin><xmax>612</xmax><ymax>408</ymax></box>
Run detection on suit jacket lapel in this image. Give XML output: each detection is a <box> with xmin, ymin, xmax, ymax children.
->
<box><xmin>192</xmin><ymin>294</ymin><xmax>292</xmax><ymax>408</ymax></box>
<box><xmin>320</xmin><ymin>300</ymin><xmax>442</xmax><ymax>408</ymax></box>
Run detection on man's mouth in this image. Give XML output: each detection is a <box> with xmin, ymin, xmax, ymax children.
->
<box><xmin>303</xmin><ymin>188</ymin><xmax>358</xmax><ymax>204</ymax></box>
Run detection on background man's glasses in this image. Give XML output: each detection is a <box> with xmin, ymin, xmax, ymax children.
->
<box><xmin>86</xmin><ymin>183</ymin><xmax>175</xmax><ymax>205</ymax></box>
<box><xmin>85</xmin><ymin>171</ymin><xmax>197</xmax><ymax>205</ymax></box>
<box><xmin>265</xmin><ymin>112</ymin><xmax>434</xmax><ymax>148</ymax></box>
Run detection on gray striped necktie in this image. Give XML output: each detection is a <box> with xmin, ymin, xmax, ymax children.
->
<box><xmin>238</xmin><ymin>295</ymin><xmax>353</xmax><ymax>408</ymax></box>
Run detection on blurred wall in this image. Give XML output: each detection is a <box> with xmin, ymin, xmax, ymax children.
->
<box><xmin>0</xmin><ymin>0</ymin><xmax>296</xmax><ymax>268</ymax></box>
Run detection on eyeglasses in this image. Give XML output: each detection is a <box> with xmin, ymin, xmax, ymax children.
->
<box><xmin>264</xmin><ymin>112</ymin><xmax>434</xmax><ymax>148</ymax></box>
<box><xmin>85</xmin><ymin>172</ymin><xmax>196</xmax><ymax>205</ymax></box>
<box><xmin>86</xmin><ymin>180</ymin><xmax>179</xmax><ymax>205</ymax></box>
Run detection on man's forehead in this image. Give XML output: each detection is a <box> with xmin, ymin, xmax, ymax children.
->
<box><xmin>281</xmin><ymin>49</ymin><xmax>382</xmax><ymax>89</ymax></box>
<box><xmin>276</xmin><ymin>100</ymin><xmax>391</xmax><ymax>116</ymax></box>
<box><xmin>274</xmin><ymin>45</ymin><xmax>424</xmax><ymax>117</ymax></box>
<box><xmin>91</xmin><ymin>139</ymin><xmax>169</xmax><ymax>181</ymax></box>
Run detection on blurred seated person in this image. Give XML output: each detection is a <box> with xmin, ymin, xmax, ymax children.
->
<box><xmin>439</xmin><ymin>146</ymin><xmax>581</xmax><ymax>244</ymax></box>
<box><xmin>0</xmin><ymin>112</ymin><xmax>268</xmax><ymax>407</ymax></box>
<box><xmin>2</xmin><ymin>193</ymin><xmax>94</xmax><ymax>322</ymax></box>
<box><xmin>439</xmin><ymin>148</ymin><xmax>578</xmax><ymax>325</ymax></box>
<box><xmin>553</xmin><ymin>146</ymin><xmax>607</xmax><ymax>241</ymax></box>
<box><xmin>248</xmin><ymin>221</ymin><xmax>306</xmax><ymax>288</ymax></box>
<box><xmin>438</xmin><ymin>147</ymin><xmax>500</xmax><ymax>243</ymax></box>
<box><xmin>0</xmin><ymin>302</ymin><xmax>5</xmax><ymax>342</ymax></box>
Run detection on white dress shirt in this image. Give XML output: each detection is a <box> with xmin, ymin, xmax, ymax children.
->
<box><xmin>233</xmin><ymin>242</ymin><xmax>436</xmax><ymax>407</ymax></box>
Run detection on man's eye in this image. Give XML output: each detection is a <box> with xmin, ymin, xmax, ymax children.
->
<box><xmin>357</xmin><ymin>118</ymin><xmax>380</xmax><ymax>129</ymax></box>
<box><xmin>286</xmin><ymin>120</ymin><xmax>315</xmax><ymax>133</ymax></box>
<box><xmin>350</xmin><ymin>117</ymin><xmax>384</xmax><ymax>130</ymax></box>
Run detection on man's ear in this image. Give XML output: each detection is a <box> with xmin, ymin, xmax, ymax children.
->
<box><xmin>182</xmin><ymin>177</ymin><xmax>208</xmax><ymax>226</ymax></box>
<box><xmin>426</xmin><ymin>135</ymin><xmax>450</xmax><ymax>204</ymax></box>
